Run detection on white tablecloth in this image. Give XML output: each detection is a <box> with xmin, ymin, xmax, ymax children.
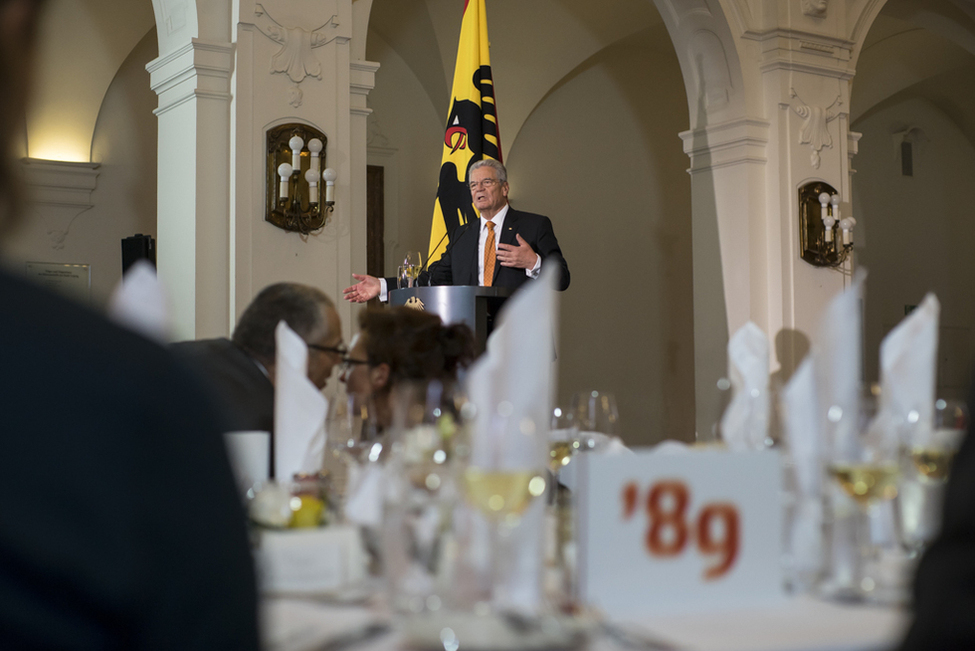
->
<box><xmin>262</xmin><ymin>594</ymin><xmax>908</xmax><ymax>651</ymax></box>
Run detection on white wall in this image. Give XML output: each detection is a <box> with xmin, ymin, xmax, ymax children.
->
<box><xmin>853</xmin><ymin>96</ymin><xmax>975</xmax><ymax>400</ymax></box>
<box><xmin>365</xmin><ymin>29</ymin><xmax>444</xmax><ymax>276</ymax></box>
<box><xmin>367</xmin><ymin>22</ymin><xmax>695</xmax><ymax>445</ymax></box>
<box><xmin>510</xmin><ymin>27</ymin><xmax>694</xmax><ymax>445</ymax></box>
<box><xmin>3</xmin><ymin>28</ymin><xmax>157</xmax><ymax>306</ymax></box>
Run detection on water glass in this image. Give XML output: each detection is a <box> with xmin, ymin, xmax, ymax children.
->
<box><xmin>896</xmin><ymin>399</ymin><xmax>968</xmax><ymax>556</ymax></box>
<box><xmin>821</xmin><ymin>385</ymin><xmax>902</xmax><ymax>602</ymax></box>
<box><xmin>570</xmin><ymin>390</ymin><xmax>619</xmax><ymax>451</ymax></box>
<box><xmin>382</xmin><ymin>381</ymin><xmax>473</xmax><ymax>614</ymax></box>
<box><xmin>324</xmin><ymin>390</ymin><xmax>379</xmax><ymax>510</ymax></box>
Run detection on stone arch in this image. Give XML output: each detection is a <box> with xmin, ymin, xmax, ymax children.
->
<box><xmin>150</xmin><ymin>0</ymin><xmax>232</xmax><ymax>58</ymax></box>
<box><xmin>652</xmin><ymin>0</ymin><xmax>748</xmax><ymax>129</ymax></box>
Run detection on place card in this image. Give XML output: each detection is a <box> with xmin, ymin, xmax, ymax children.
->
<box><xmin>254</xmin><ymin>525</ymin><xmax>367</xmax><ymax>595</ymax></box>
<box><xmin>576</xmin><ymin>449</ymin><xmax>783</xmax><ymax>615</ymax></box>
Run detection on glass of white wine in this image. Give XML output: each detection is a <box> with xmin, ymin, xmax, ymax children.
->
<box><xmin>896</xmin><ymin>399</ymin><xmax>968</xmax><ymax>556</ymax></box>
<box><xmin>461</xmin><ymin>401</ymin><xmax>548</xmax><ymax>610</ymax></box>
<box><xmin>823</xmin><ymin>385</ymin><xmax>901</xmax><ymax>602</ymax></box>
<box><xmin>549</xmin><ymin>406</ymin><xmax>580</xmax><ymax>477</ymax></box>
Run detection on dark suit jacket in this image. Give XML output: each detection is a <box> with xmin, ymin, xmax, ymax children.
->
<box><xmin>171</xmin><ymin>338</ymin><xmax>275</xmax><ymax>436</ymax></box>
<box><xmin>394</xmin><ymin>208</ymin><xmax>570</xmax><ymax>292</ymax></box>
<box><xmin>0</xmin><ymin>270</ymin><xmax>259</xmax><ymax>649</ymax></box>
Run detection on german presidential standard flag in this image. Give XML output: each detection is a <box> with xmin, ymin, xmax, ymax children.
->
<box><xmin>427</xmin><ymin>0</ymin><xmax>503</xmax><ymax>265</ymax></box>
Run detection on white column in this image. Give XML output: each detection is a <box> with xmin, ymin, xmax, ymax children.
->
<box><xmin>680</xmin><ymin>118</ymin><xmax>771</xmax><ymax>436</ymax></box>
<box><xmin>147</xmin><ymin>39</ymin><xmax>234</xmax><ymax>340</ymax></box>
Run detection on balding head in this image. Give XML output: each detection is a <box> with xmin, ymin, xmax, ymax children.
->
<box><xmin>232</xmin><ymin>283</ymin><xmax>338</xmax><ymax>368</ymax></box>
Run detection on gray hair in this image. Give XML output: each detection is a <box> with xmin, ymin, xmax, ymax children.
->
<box><xmin>468</xmin><ymin>158</ymin><xmax>507</xmax><ymax>184</ymax></box>
<box><xmin>232</xmin><ymin>283</ymin><xmax>335</xmax><ymax>364</ymax></box>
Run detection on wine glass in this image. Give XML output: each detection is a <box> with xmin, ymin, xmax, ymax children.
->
<box><xmin>548</xmin><ymin>406</ymin><xmax>580</xmax><ymax>605</ymax></box>
<box><xmin>570</xmin><ymin>390</ymin><xmax>619</xmax><ymax>452</ymax></box>
<box><xmin>324</xmin><ymin>389</ymin><xmax>379</xmax><ymax>510</ymax></box>
<box><xmin>549</xmin><ymin>406</ymin><xmax>580</xmax><ymax>477</ymax></box>
<box><xmin>896</xmin><ymin>399</ymin><xmax>968</xmax><ymax>556</ymax></box>
<box><xmin>822</xmin><ymin>385</ymin><xmax>901</xmax><ymax>602</ymax></box>
<box><xmin>401</xmin><ymin>251</ymin><xmax>423</xmax><ymax>285</ymax></box>
<box><xmin>460</xmin><ymin>401</ymin><xmax>548</xmax><ymax>611</ymax></box>
<box><xmin>382</xmin><ymin>380</ymin><xmax>474</xmax><ymax>614</ymax></box>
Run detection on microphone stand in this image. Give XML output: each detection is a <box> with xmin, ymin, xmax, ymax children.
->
<box><xmin>419</xmin><ymin>221</ymin><xmax>472</xmax><ymax>286</ymax></box>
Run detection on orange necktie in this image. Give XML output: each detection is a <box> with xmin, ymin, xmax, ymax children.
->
<box><xmin>484</xmin><ymin>221</ymin><xmax>496</xmax><ymax>286</ymax></box>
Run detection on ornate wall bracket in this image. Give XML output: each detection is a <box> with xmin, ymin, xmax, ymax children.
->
<box><xmin>790</xmin><ymin>88</ymin><xmax>841</xmax><ymax>169</ymax></box>
<box><xmin>798</xmin><ymin>180</ymin><xmax>853</xmax><ymax>268</ymax></box>
<box><xmin>266</xmin><ymin>123</ymin><xmax>332</xmax><ymax>236</ymax></box>
<box><xmin>253</xmin><ymin>3</ymin><xmax>340</xmax><ymax>107</ymax></box>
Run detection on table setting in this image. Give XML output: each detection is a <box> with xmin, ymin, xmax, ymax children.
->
<box><xmin>218</xmin><ymin>266</ymin><xmax>964</xmax><ymax>651</ymax></box>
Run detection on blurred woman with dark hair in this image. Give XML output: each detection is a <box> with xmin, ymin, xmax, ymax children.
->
<box><xmin>340</xmin><ymin>307</ymin><xmax>475</xmax><ymax>428</ymax></box>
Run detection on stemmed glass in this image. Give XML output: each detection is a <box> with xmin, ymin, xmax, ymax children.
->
<box><xmin>324</xmin><ymin>388</ymin><xmax>379</xmax><ymax>511</ymax></box>
<box><xmin>383</xmin><ymin>380</ymin><xmax>472</xmax><ymax>614</ymax></box>
<box><xmin>823</xmin><ymin>385</ymin><xmax>901</xmax><ymax>601</ymax></box>
<box><xmin>570</xmin><ymin>390</ymin><xmax>619</xmax><ymax>452</ymax></box>
<box><xmin>896</xmin><ymin>399</ymin><xmax>969</xmax><ymax>556</ymax></box>
<box><xmin>460</xmin><ymin>402</ymin><xmax>549</xmax><ymax>610</ymax></box>
<box><xmin>398</xmin><ymin>251</ymin><xmax>423</xmax><ymax>288</ymax></box>
<box><xmin>549</xmin><ymin>406</ymin><xmax>580</xmax><ymax>478</ymax></box>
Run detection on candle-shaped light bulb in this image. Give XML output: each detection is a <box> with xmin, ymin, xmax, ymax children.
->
<box><xmin>277</xmin><ymin>163</ymin><xmax>293</xmax><ymax>200</ymax></box>
<box><xmin>823</xmin><ymin>215</ymin><xmax>835</xmax><ymax>242</ymax></box>
<box><xmin>304</xmin><ymin>169</ymin><xmax>319</xmax><ymax>204</ymax></box>
<box><xmin>819</xmin><ymin>192</ymin><xmax>830</xmax><ymax>224</ymax></box>
<box><xmin>839</xmin><ymin>217</ymin><xmax>854</xmax><ymax>245</ymax></box>
<box><xmin>322</xmin><ymin>167</ymin><xmax>337</xmax><ymax>203</ymax></box>
<box><xmin>308</xmin><ymin>138</ymin><xmax>323</xmax><ymax>174</ymax></box>
<box><xmin>830</xmin><ymin>194</ymin><xmax>841</xmax><ymax>221</ymax></box>
<box><xmin>288</xmin><ymin>135</ymin><xmax>304</xmax><ymax>171</ymax></box>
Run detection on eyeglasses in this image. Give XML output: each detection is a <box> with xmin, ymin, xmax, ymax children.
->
<box><xmin>308</xmin><ymin>342</ymin><xmax>348</xmax><ymax>356</ymax></box>
<box><xmin>340</xmin><ymin>356</ymin><xmax>369</xmax><ymax>374</ymax></box>
<box><xmin>469</xmin><ymin>178</ymin><xmax>500</xmax><ymax>190</ymax></box>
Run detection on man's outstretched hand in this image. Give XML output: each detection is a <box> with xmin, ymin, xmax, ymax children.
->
<box><xmin>343</xmin><ymin>273</ymin><xmax>381</xmax><ymax>303</ymax></box>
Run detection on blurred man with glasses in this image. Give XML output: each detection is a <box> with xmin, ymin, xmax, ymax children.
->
<box><xmin>173</xmin><ymin>283</ymin><xmax>344</xmax><ymax>439</ymax></box>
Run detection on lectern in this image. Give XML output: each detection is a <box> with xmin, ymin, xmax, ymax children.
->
<box><xmin>389</xmin><ymin>285</ymin><xmax>513</xmax><ymax>353</ymax></box>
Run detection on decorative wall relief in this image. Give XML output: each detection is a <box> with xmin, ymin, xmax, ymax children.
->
<box><xmin>790</xmin><ymin>89</ymin><xmax>841</xmax><ymax>169</ymax></box>
<box><xmin>801</xmin><ymin>0</ymin><xmax>828</xmax><ymax>18</ymax></box>
<box><xmin>253</xmin><ymin>3</ymin><xmax>340</xmax><ymax>107</ymax></box>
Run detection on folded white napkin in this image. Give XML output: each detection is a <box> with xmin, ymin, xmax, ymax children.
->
<box><xmin>464</xmin><ymin>264</ymin><xmax>561</xmax><ymax>611</ymax></box>
<box><xmin>224</xmin><ymin>430</ymin><xmax>271</xmax><ymax>494</ymax></box>
<box><xmin>107</xmin><ymin>260</ymin><xmax>172</xmax><ymax>342</ymax></box>
<box><xmin>879</xmin><ymin>293</ymin><xmax>939</xmax><ymax>438</ymax></box>
<box><xmin>274</xmin><ymin>321</ymin><xmax>327</xmax><ymax>481</ymax></box>
<box><xmin>343</xmin><ymin>461</ymin><xmax>384</xmax><ymax>527</ymax></box>
<box><xmin>720</xmin><ymin>321</ymin><xmax>770</xmax><ymax>450</ymax></box>
<box><xmin>781</xmin><ymin>358</ymin><xmax>823</xmax><ymax>588</ymax></box>
<box><xmin>812</xmin><ymin>271</ymin><xmax>866</xmax><ymax>460</ymax></box>
<box><xmin>810</xmin><ymin>271</ymin><xmax>866</xmax><ymax>591</ymax></box>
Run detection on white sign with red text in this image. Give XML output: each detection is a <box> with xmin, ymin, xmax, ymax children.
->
<box><xmin>577</xmin><ymin>449</ymin><xmax>783</xmax><ymax>615</ymax></box>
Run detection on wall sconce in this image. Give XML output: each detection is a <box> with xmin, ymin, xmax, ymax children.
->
<box><xmin>798</xmin><ymin>181</ymin><xmax>856</xmax><ymax>268</ymax></box>
<box><xmin>265</xmin><ymin>123</ymin><xmax>336</xmax><ymax>235</ymax></box>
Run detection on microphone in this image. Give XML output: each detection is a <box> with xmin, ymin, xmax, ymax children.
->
<box><xmin>420</xmin><ymin>220</ymin><xmax>473</xmax><ymax>286</ymax></box>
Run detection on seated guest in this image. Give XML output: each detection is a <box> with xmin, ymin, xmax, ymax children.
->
<box><xmin>899</xmin><ymin>381</ymin><xmax>975</xmax><ymax>650</ymax></box>
<box><xmin>172</xmin><ymin>283</ymin><xmax>345</xmax><ymax>436</ymax></box>
<box><xmin>0</xmin><ymin>1</ymin><xmax>258</xmax><ymax>646</ymax></box>
<box><xmin>340</xmin><ymin>307</ymin><xmax>475</xmax><ymax>429</ymax></box>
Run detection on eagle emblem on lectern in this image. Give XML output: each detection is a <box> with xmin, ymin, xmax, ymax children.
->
<box><xmin>405</xmin><ymin>296</ymin><xmax>425</xmax><ymax>311</ymax></box>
